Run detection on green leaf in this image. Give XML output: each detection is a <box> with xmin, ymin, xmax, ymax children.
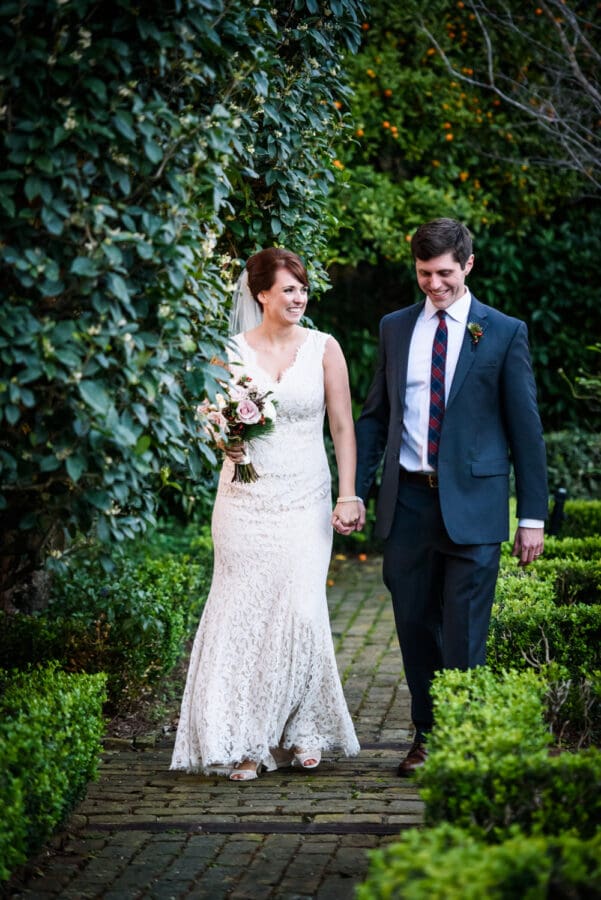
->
<box><xmin>83</xmin><ymin>77</ymin><xmax>108</xmax><ymax>101</ymax></box>
<box><xmin>5</xmin><ymin>404</ymin><xmax>20</xmax><ymax>425</ymax></box>
<box><xmin>134</xmin><ymin>435</ymin><xmax>152</xmax><ymax>455</ymax></box>
<box><xmin>71</xmin><ymin>257</ymin><xmax>100</xmax><ymax>277</ymax></box>
<box><xmin>35</xmin><ymin>155</ymin><xmax>54</xmax><ymax>174</ymax></box>
<box><xmin>41</xmin><ymin>207</ymin><xmax>64</xmax><ymax>235</ymax></box>
<box><xmin>107</xmin><ymin>273</ymin><xmax>130</xmax><ymax>304</ymax></box>
<box><xmin>143</xmin><ymin>140</ymin><xmax>162</xmax><ymax>164</ymax></box>
<box><xmin>86</xmin><ymin>490</ymin><xmax>111</xmax><ymax>511</ymax></box>
<box><xmin>0</xmin><ymin>192</ymin><xmax>15</xmax><ymax>217</ymax></box>
<box><xmin>78</xmin><ymin>380</ymin><xmax>111</xmax><ymax>414</ymax></box>
<box><xmin>112</xmin><ymin>111</ymin><xmax>137</xmax><ymax>142</ymax></box>
<box><xmin>66</xmin><ymin>454</ymin><xmax>86</xmax><ymax>482</ymax></box>
<box><xmin>24</xmin><ymin>175</ymin><xmax>44</xmax><ymax>202</ymax></box>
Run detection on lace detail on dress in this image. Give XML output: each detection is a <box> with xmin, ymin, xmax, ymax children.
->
<box><xmin>170</xmin><ymin>330</ymin><xmax>360</xmax><ymax>774</ymax></box>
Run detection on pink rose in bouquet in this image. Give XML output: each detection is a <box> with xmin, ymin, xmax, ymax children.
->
<box><xmin>236</xmin><ymin>398</ymin><xmax>262</xmax><ymax>426</ymax></box>
<box><xmin>196</xmin><ymin>373</ymin><xmax>277</xmax><ymax>483</ymax></box>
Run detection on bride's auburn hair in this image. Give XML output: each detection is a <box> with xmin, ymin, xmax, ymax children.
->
<box><xmin>246</xmin><ymin>248</ymin><xmax>309</xmax><ymax>302</ymax></box>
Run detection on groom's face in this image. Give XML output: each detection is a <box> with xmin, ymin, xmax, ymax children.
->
<box><xmin>415</xmin><ymin>251</ymin><xmax>474</xmax><ymax>310</ymax></box>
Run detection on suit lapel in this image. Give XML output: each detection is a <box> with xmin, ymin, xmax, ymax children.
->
<box><xmin>447</xmin><ymin>296</ymin><xmax>489</xmax><ymax>409</ymax></box>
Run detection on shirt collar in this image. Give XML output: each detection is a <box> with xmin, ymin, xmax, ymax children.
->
<box><xmin>424</xmin><ymin>289</ymin><xmax>471</xmax><ymax>324</ymax></box>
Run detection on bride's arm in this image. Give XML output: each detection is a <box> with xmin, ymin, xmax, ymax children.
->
<box><xmin>323</xmin><ymin>337</ymin><xmax>362</xmax><ymax>533</ymax></box>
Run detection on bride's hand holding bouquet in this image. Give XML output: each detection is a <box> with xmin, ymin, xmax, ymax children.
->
<box><xmin>196</xmin><ymin>373</ymin><xmax>277</xmax><ymax>483</ymax></box>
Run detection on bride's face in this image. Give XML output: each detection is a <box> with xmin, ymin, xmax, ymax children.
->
<box><xmin>258</xmin><ymin>267</ymin><xmax>308</xmax><ymax>325</ymax></box>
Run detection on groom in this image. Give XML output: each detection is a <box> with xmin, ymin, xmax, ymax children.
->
<box><xmin>355</xmin><ymin>218</ymin><xmax>547</xmax><ymax>775</ymax></box>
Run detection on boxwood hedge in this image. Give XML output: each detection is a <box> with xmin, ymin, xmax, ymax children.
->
<box><xmin>0</xmin><ymin>546</ymin><xmax>211</xmax><ymax>708</ymax></box>
<box><xmin>358</xmin><ymin>823</ymin><xmax>601</xmax><ymax>900</ymax></box>
<box><xmin>0</xmin><ymin>665</ymin><xmax>106</xmax><ymax>882</ymax></box>
<box><xmin>417</xmin><ymin>668</ymin><xmax>601</xmax><ymax>840</ymax></box>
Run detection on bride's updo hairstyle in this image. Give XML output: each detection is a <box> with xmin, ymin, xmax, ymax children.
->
<box><xmin>245</xmin><ymin>248</ymin><xmax>309</xmax><ymax>306</ymax></box>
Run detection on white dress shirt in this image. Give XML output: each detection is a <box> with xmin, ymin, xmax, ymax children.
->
<box><xmin>398</xmin><ymin>289</ymin><xmax>543</xmax><ymax>529</ymax></box>
<box><xmin>400</xmin><ymin>290</ymin><xmax>471</xmax><ymax>473</ymax></box>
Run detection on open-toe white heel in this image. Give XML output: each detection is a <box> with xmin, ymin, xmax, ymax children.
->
<box><xmin>293</xmin><ymin>749</ymin><xmax>321</xmax><ymax>770</ymax></box>
<box><xmin>229</xmin><ymin>761</ymin><xmax>261</xmax><ymax>781</ymax></box>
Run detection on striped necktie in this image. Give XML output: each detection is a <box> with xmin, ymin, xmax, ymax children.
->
<box><xmin>427</xmin><ymin>310</ymin><xmax>447</xmax><ymax>468</ymax></box>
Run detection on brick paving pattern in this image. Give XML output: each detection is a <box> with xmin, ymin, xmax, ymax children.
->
<box><xmin>8</xmin><ymin>556</ymin><xmax>423</xmax><ymax>899</ymax></box>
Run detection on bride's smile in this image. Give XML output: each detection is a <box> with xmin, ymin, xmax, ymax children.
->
<box><xmin>258</xmin><ymin>268</ymin><xmax>308</xmax><ymax>324</ymax></box>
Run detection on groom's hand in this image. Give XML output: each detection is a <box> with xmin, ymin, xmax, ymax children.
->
<box><xmin>511</xmin><ymin>526</ymin><xmax>544</xmax><ymax>567</ymax></box>
<box><xmin>355</xmin><ymin>498</ymin><xmax>366</xmax><ymax>532</ymax></box>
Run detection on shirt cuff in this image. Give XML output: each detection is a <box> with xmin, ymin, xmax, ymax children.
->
<box><xmin>518</xmin><ymin>519</ymin><xmax>545</xmax><ymax>529</ymax></box>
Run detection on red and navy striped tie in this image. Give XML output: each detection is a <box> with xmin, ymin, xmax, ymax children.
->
<box><xmin>428</xmin><ymin>310</ymin><xmax>447</xmax><ymax>468</ymax></box>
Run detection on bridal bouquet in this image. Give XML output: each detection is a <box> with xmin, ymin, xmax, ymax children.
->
<box><xmin>196</xmin><ymin>373</ymin><xmax>277</xmax><ymax>483</ymax></box>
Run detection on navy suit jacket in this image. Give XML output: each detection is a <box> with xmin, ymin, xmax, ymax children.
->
<box><xmin>355</xmin><ymin>296</ymin><xmax>548</xmax><ymax>544</ymax></box>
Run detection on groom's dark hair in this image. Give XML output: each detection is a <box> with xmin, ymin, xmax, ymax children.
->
<box><xmin>411</xmin><ymin>218</ymin><xmax>473</xmax><ymax>268</ymax></box>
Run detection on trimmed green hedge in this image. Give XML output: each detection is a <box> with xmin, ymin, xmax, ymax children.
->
<box><xmin>417</xmin><ymin>668</ymin><xmax>601</xmax><ymax>840</ymax></box>
<box><xmin>543</xmin><ymin>667</ymin><xmax>601</xmax><ymax>749</ymax></box>
<box><xmin>529</xmin><ymin>558</ymin><xmax>601</xmax><ymax>605</ymax></box>
<box><xmin>489</xmin><ymin>572</ymin><xmax>601</xmax><ymax>678</ymax></box>
<box><xmin>534</xmin><ymin>535</ymin><xmax>601</xmax><ymax>561</ymax></box>
<box><xmin>0</xmin><ymin>665</ymin><xmax>106</xmax><ymax>882</ymax></box>
<box><xmin>491</xmin><ymin>555</ymin><xmax>601</xmax><ymax>744</ymax></box>
<box><xmin>560</xmin><ymin>500</ymin><xmax>601</xmax><ymax>538</ymax></box>
<box><xmin>357</xmin><ymin>823</ymin><xmax>601</xmax><ymax>900</ymax></box>
<box><xmin>0</xmin><ymin>548</ymin><xmax>211</xmax><ymax>708</ymax></box>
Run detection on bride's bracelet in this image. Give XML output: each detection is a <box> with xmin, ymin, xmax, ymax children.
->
<box><xmin>336</xmin><ymin>496</ymin><xmax>361</xmax><ymax>503</ymax></box>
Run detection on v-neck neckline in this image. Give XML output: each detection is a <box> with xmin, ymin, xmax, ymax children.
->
<box><xmin>239</xmin><ymin>331</ymin><xmax>310</xmax><ymax>384</ymax></box>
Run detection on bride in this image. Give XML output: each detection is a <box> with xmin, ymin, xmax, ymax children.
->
<box><xmin>170</xmin><ymin>248</ymin><xmax>362</xmax><ymax>781</ymax></box>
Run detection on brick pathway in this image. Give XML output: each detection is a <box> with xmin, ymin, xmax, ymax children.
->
<box><xmin>9</xmin><ymin>556</ymin><xmax>423</xmax><ymax>899</ymax></box>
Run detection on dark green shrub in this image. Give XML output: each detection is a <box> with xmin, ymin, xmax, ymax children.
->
<box><xmin>357</xmin><ymin>823</ymin><xmax>601</xmax><ymax>900</ymax></box>
<box><xmin>0</xmin><ymin>612</ymin><xmax>89</xmax><ymax>672</ymax></box>
<box><xmin>0</xmin><ymin>665</ymin><xmax>106</xmax><ymax>882</ymax></box>
<box><xmin>112</xmin><ymin>519</ymin><xmax>214</xmax><ymax>633</ymax></box>
<box><xmin>544</xmin><ymin>666</ymin><xmax>601</xmax><ymax>749</ymax></box>
<box><xmin>560</xmin><ymin>500</ymin><xmax>601</xmax><ymax>538</ymax></box>
<box><xmin>134</xmin><ymin>519</ymin><xmax>213</xmax><ymax>567</ymax></box>
<box><xmin>47</xmin><ymin>554</ymin><xmax>197</xmax><ymax>698</ymax></box>
<box><xmin>535</xmin><ymin>535</ymin><xmax>601</xmax><ymax>562</ymax></box>
<box><xmin>545</xmin><ymin>429</ymin><xmax>601</xmax><ymax>500</ymax></box>
<box><xmin>418</xmin><ymin>668</ymin><xmax>601</xmax><ymax>839</ymax></box>
<box><xmin>489</xmin><ymin>574</ymin><xmax>601</xmax><ymax>677</ymax></box>
<box><xmin>0</xmin><ymin>548</ymin><xmax>211</xmax><ymax>707</ymax></box>
<box><xmin>528</xmin><ymin>558</ymin><xmax>601</xmax><ymax>606</ymax></box>
<box><xmin>0</xmin><ymin>0</ymin><xmax>366</xmax><ymax>597</ymax></box>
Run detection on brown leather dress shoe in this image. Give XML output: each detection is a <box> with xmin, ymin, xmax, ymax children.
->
<box><xmin>397</xmin><ymin>739</ymin><xmax>428</xmax><ymax>777</ymax></box>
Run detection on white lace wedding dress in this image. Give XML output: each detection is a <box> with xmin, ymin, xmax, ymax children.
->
<box><xmin>170</xmin><ymin>328</ymin><xmax>360</xmax><ymax>774</ymax></box>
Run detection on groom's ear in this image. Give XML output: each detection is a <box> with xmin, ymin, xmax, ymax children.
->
<box><xmin>464</xmin><ymin>254</ymin><xmax>475</xmax><ymax>275</ymax></box>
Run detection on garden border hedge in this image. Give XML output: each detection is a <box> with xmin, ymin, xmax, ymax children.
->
<box><xmin>0</xmin><ymin>665</ymin><xmax>106</xmax><ymax>882</ymax></box>
<box><xmin>416</xmin><ymin>668</ymin><xmax>601</xmax><ymax>840</ymax></box>
<box><xmin>358</xmin><ymin>823</ymin><xmax>601</xmax><ymax>899</ymax></box>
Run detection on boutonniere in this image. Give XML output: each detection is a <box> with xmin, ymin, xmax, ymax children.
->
<box><xmin>467</xmin><ymin>321</ymin><xmax>484</xmax><ymax>346</ymax></box>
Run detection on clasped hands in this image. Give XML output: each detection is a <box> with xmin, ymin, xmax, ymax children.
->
<box><xmin>332</xmin><ymin>498</ymin><xmax>365</xmax><ymax>535</ymax></box>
